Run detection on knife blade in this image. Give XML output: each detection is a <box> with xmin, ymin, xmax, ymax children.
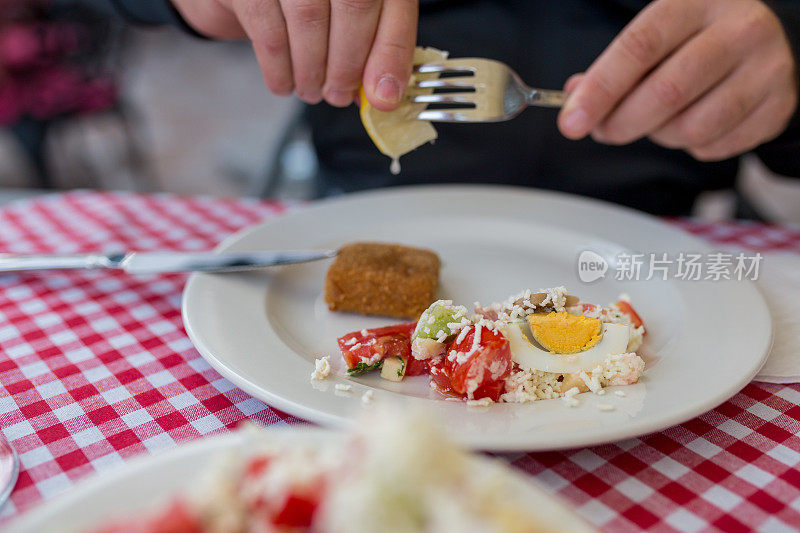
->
<box><xmin>0</xmin><ymin>250</ymin><xmax>338</xmax><ymax>274</ymax></box>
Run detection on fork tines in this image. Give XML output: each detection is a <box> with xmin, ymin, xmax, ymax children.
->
<box><xmin>409</xmin><ymin>61</ymin><xmax>479</xmax><ymax>108</ymax></box>
<box><xmin>407</xmin><ymin>57</ymin><xmax>564</xmax><ymax>122</ymax></box>
<box><xmin>413</xmin><ymin>62</ymin><xmax>475</xmax><ymax>74</ymax></box>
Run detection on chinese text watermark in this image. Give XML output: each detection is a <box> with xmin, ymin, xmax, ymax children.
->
<box><xmin>577</xmin><ymin>251</ymin><xmax>763</xmax><ymax>283</ymax></box>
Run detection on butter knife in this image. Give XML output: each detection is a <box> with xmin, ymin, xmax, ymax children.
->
<box><xmin>0</xmin><ymin>250</ymin><xmax>338</xmax><ymax>274</ymax></box>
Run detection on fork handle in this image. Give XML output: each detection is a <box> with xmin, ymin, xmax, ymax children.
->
<box><xmin>527</xmin><ymin>89</ymin><xmax>566</xmax><ymax>108</ymax></box>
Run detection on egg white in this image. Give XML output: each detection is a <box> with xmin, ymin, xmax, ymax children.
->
<box><xmin>500</xmin><ymin>321</ymin><xmax>630</xmax><ymax>374</ymax></box>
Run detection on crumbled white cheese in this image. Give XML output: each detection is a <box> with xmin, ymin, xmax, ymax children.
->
<box><xmin>361</xmin><ymin>390</ymin><xmax>374</xmax><ymax>404</ymax></box>
<box><xmin>488</xmin><ymin>358</ymin><xmax>508</xmax><ymax>380</ymax></box>
<box><xmin>498</xmin><ymin>351</ymin><xmax>644</xmax><ymax>405</ymax></box>
<box><xmin>334</xmin><ymin>384</ymin><xmax>352</xmax><ymax>393</ymax></box>
<box><xmin>579</xmin><ymin>370</ymin><xmax>603</xmax><ymax>393</ymax></box>
<box><xmin>446</xmin><ymin>317</ymin><xmax>472</xmax><ymax>333</ymax></box>
<box><xmin>311</xmin><ymin>356</ymin><xmax>331</xmax><ymax>381</ymax></box>
<box><xmin>464</xmin><ymin>364</ymin><xmax>487</xmax><ymax>399</ymax></box>
<box><xmin>466</xmin><ymin>397</ymin><xmax>494</xmax><ymax>407</ymax></box>
<box><xmin>344</xmin><ymin>337</ymin><xmax>357</xmax><ymax>346</ymax></box>
<box><xmin>360</xmin><ymin>353</ymin><xmax>382</xmax><ymax>365</ymax></box>
<box><xmin>594</xmin><ymin>353</ymin><xmax>646</xmax><ymax>386</ymax></box>
<box><xmin>492</xmin><ymin>286</ymin><xmax>571</xmax><ymax>322</ymax></box>
<box><xmin>627</xmin><ymin>325</ymin><xmax>645</xmax><ymax>352</ymax></box>
<box><xmin>455</xmin><ymin>326</ymin><xmax>470</xmax><ymax>345</ymax></box>
<box><xmin>473</xmin><ymin>317</ymin><xmax>498</xmax><ymax>331</ymax></box>
<box><xmin>500</xmin><ymin>369</ymin><xmax>563</xmax><ymax>403</ymax></box>
<box><xmin>539</xmin><ymin>286</ymin><xmax>568</xmax><ymax>311</ymax></box>
<box><xmin>411</xmin><ymin>337</ymin><xmax>445</xmax><ymax>360</ymax></box>
<box><xmin>598</xmin><ymin>305</ymin><xmax>631</xmax><ymax>326</ymax></box>
<box><xmin>597</xmin><ymin>403</ymin><xmax>615</xmax><ymax>412</ymax></box>
<box><xmin>614</xmin><ymin>390</ymin><xmax>626</xmax><ymax>397</ymax></box>
<box><xmin>461</xmin><ymin>323</ymin><xmax>482</xmax><ymax>360</ymax></box>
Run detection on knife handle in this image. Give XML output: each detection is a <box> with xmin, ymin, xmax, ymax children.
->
<box><xmin>0</xmin><ymin>253</ymin><xmax>125</xmax><ymax>272</ymax></box>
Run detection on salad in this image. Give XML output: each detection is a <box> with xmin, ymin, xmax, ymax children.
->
<box><xmin>87</xmin><ymin>410</ymin><xmax>593</xmax><ymax>533</ymax></box>
<box><xmin>331</xmin><ymin>287</ymin><xmax>646</xmax><ymax>406</ymax></box>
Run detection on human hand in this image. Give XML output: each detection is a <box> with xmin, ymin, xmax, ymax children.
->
<box><xmin>558</xmin><ymin>0</ymin><xmax>798</xmax><ymax>161</ymax></box>
<box><xmin>170</xmin><ymin>0</ymin><xmax>418</xmax><ymax>110</ymax></box>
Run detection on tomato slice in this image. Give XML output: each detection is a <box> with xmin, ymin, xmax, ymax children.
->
<box><xmin>245</xmin><ymin>455</ymin><xmax>271</xmax><ymax>478</ymax></box>
<box><xmin>616</xmin><ymin>300</ymin><xmax>645</xmax><ymax>333</ymax></box>
<box><xmin>148</xmin><ymin>500</ymin><xmax>204</xmax><ymax>533</ymax></box>
<box><xmin>271</xmin><ymin>491</ymin><xmax>320</xmax><ymax>528</ymax></box>
<box><xmin>338</xmin><ymin>322</ymin><xmax>425</xmax><ymax>375</ymax></box>
<box><xmin>427</xmin><ymin>356</ymin><xmax>457</xmax><ymax>396</ymax></box>
<box><xmin>432</xmin><ymin>325</ymin><xmax>512</xmax><ymax>401</ymax></box>
<box><xmin>241</xmin><ymin>455</ymin><xmax>324</xmax><ymax>528</ymax></box>
<box><xmin>90</xmin><ymin>499</ymin><xmax>203</xmax><ymax>533</ymax></box>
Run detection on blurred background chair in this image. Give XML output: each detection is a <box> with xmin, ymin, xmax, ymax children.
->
<box><xmin>0</xmin><ymin>0</ymin><xmax>797</xmax><ymax>221</ymax></box>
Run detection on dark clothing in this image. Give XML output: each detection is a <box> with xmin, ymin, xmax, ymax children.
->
<box><xmin>63</xmin><ymin>0</ymin><xmax>201</xmax><ymax>35</ymax></box>
<box><xmin>101</xmin><ymin>0</ymin><xmax>800</xmax><ymax>215</ymax></box>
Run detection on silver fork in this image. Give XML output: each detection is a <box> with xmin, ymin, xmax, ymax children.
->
<box><xmin>408</xmin><ymin>58</ymin><xmax>566</xmax><ymax>122</ymax></box>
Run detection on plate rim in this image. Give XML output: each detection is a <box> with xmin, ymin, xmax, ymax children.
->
<box><xmin>181</xmin><ymin>184</ymin><xmax>773</xmax><ymax>451</ymax></box>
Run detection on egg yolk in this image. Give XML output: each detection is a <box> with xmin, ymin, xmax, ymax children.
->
<box><xmin>527</xmin><ymin>312</ymin><xmax>603</xmax><ymax>354</ymax></box>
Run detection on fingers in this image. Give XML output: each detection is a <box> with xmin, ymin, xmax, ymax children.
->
<box><xmin>172</xmin><ymin>0</ymin><xmax>246</xmax><ymax>39</ymax></box>
<box><xmin>220</xmin><ymin>0</ymin><xmax>417</xmax><ymax>108</ymax></box>
<box><xmin>688</xmin><ymin>94</ymin><xmax>795</xmax><ymax>161</ymax></box>
<box><xmin>323</xmin><ymin>0</ymin><xmax>383</xmax><ymax>107</ymax></box>
<box><xmin>279</xmin><ymin>0</ymin><xmax>331</xmax><ymax>103</ymax></box>
<box><xmin>558</xmin><ymin>0</ymin><xmax>704</xmax><ymax>139</ymax></box>
<box><xmin>648</xmin><ymin>65</ymin><xmax>768</xmax><ymax>150</ymax></box>
<box><xmin>592</xmin><ymin>24</ymin><xmax>738</xmax><ymax>145</ymax></box>
<box><xmin>232</xmin><ymin>0</ymin><xmax>294</xmax><ymax>96</ymax></box>
<box><xmin>362</xmin><ymin>0</ymin><xmax>417</xmax><ymax>111</ymax></box>
<box><xmin>648</xmin><ymin>29</ymin><xmax>797</xmax><ymax>152</ymax></box>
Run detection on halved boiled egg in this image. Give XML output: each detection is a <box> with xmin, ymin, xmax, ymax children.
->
<box><xmin>527</xmin><ymin>312</ymin><xmax>602</xmax><ymax>354</ymax></box>
<box><xmin>499</xmin><ymin>320</ymin><xmax>630</xmax><ymax>374</ymax></box>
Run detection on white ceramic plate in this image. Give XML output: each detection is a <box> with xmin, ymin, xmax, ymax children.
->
<box><xmin>6</xmin><ymin>428</ymin><xmax>593</xmax><ymax>532</ymax></box>
<box><xmin>182</xmin><ymin>186</ymin><xmax>772</xmax><ymax>451</ymax></box>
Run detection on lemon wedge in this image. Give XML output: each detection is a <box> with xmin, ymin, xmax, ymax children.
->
<box><xmin>359</xmin><ymin>46</ymin><xmax>448</xmax><ymax>174</ymax></box>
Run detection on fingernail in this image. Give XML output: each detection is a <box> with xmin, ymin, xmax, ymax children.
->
<box><xmin>561</xmin><ymin>107</ymin><xmax>591</xmax><ymax>137</ymax></box>
<box><xmin>325</xmin><ymin>89</ymin><xmax>353</xmax><ymax>107</ymax></box>
<box><xmin>376</xmin><ymin>75</ymin><xmax>401</xmax><ymax>104</ymax></box>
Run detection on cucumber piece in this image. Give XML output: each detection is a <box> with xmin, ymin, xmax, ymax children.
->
<box><xmin>412</xmin><ymin>300</ymin><xmax>471</xmax><ymax>342</ymax></box>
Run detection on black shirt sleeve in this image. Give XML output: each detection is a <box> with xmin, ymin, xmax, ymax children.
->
<box><xmin>61</xmin><ymin>0</ymin><xmax>203</xmax><ymax>36</ymax></box>
<box><xmin>107</xmin><ymin>0</ymin><xmax>179</xmax><ymax>25</ymax></box>
<box><xmin>754</xmin><ymin>1</ymin><xmax>800</xmax><ymax>177</ymax></box>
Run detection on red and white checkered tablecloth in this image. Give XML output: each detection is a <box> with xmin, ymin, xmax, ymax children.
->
<box><xmin>0</xmin><ymin>191</ymin><xmax>799</xmax><ymax>532</ymax></box>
